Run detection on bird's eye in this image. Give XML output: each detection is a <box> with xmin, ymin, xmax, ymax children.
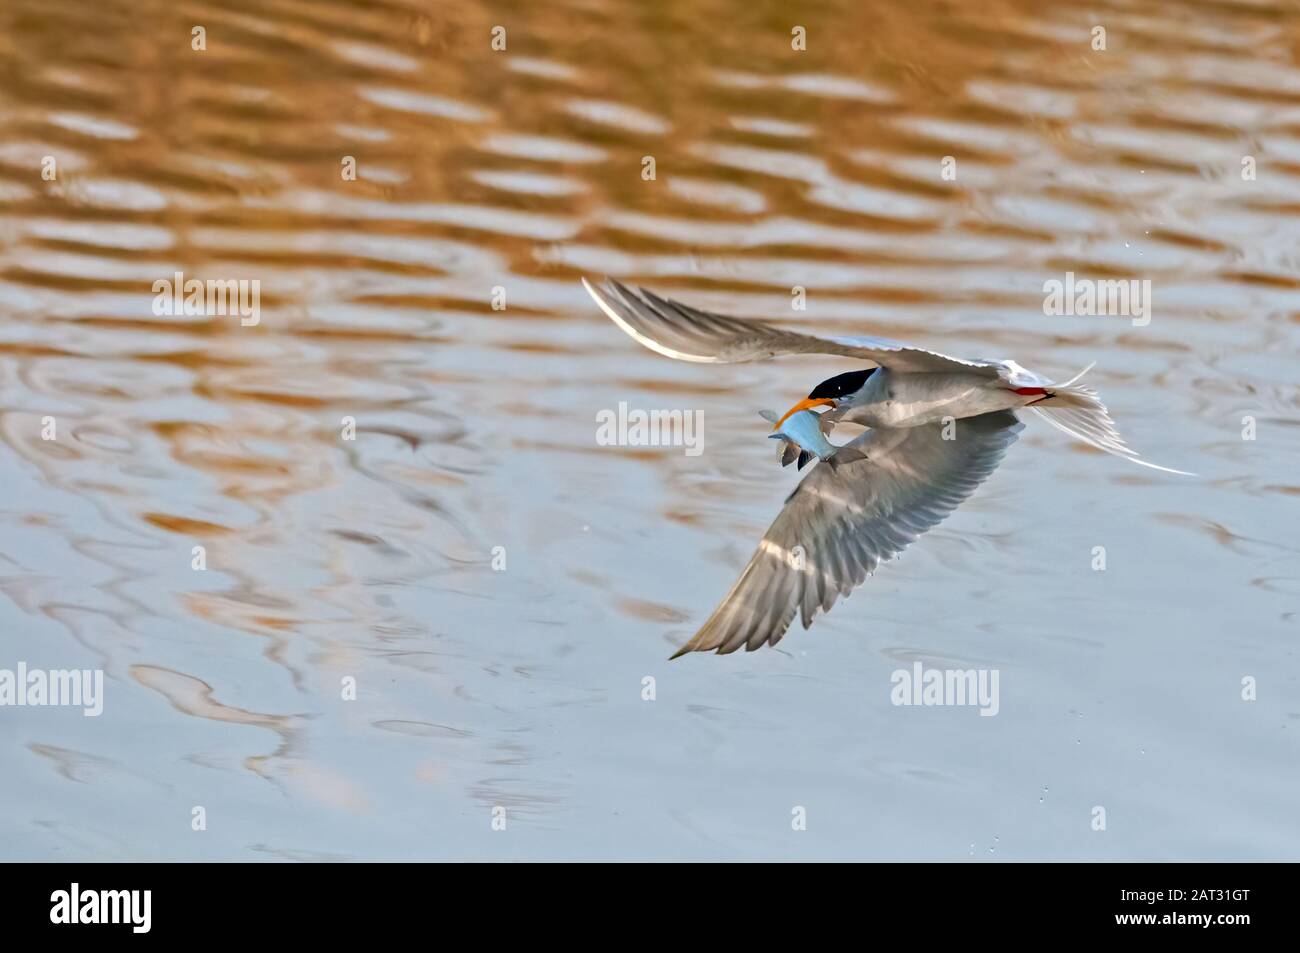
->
<box><xmin>809</xmin><ymin>368</ymin><xmax>873</xmax><ymax>399</ymax></box>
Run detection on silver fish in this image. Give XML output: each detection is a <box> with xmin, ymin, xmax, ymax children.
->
<box><xmin>760</xmin><ymin>409</ymin><xmax>866</xmax><ymax>470</ymax></box>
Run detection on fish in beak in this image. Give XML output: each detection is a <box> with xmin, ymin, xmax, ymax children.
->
<box><xmin>764</xmin><ymin>405</ymin><xmax>866</xmax><ymax>471</ymax></box>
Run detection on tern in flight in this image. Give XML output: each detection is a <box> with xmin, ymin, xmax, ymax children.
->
<box><xmin>582</xmin><ymin>278</ymin><xmax>1189</xmax><ymax>658</ymax></box>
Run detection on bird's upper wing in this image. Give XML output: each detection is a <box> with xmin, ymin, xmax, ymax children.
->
<box><xmin>671</xmin><ymin>410</ymin><xmax>1024</xmax><ymax>657</ymax></box>
<box><xmin>583</xmin><ymin>277</ymin><xmax>1002</xmax><ymax>376</ymax></box>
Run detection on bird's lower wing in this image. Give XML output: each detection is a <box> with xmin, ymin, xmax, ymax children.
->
<box><xmin>671</xmin><ymin>411</ymin><xmax>1024</xmax><ymax>658</ymax></box>
<box><xmin>582</xmin><ymin>277</ymin><xmax>1001</xmax><ymax>375</ymax></box>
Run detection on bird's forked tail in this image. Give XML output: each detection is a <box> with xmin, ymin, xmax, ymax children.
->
<box><xmin>1031</xmin><ymin>364</ymin><xmax>1194</xmax><ymax>475</ymax></box>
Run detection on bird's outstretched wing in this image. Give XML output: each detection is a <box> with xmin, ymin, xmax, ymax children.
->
<box><xmin>671</xmin><ymin>410</ymin><xmax>1024</xmax><ymax>657</ymax></box>
<box><xmin>583</xmin><ymin>277</ymin><xmax>1001</xmax><ymax>376</ymax></box>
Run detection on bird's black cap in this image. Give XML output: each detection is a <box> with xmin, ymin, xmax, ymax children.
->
<box><xmin>809</xmin><ymin>368</ymin><xmax>875</xmax><ymax>400</ymax></box>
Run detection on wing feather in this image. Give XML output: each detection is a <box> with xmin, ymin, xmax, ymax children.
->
<box><xmin>671</xmin><ymin>411</ymin><xmax>1024</xmax><ymax>658</ymax></box>
<box><xmin>584</xmin><ymin>277</ymin><xmax>1003</xmax><ymax>376</ymax></box>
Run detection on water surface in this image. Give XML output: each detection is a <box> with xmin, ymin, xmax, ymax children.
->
<box><xmin>0</xmin><ymin>0</ymin><xmax>1297</xmax><ymax>860</ymax></box>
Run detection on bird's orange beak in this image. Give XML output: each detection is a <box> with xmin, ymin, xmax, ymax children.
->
<box><xmin>774</xmin><ymin>397</ymin><xmax>836</xmax><ymax>429</ymax></box>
